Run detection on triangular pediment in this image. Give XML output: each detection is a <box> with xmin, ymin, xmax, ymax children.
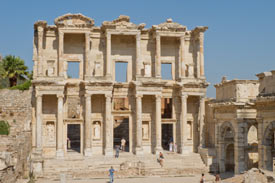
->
<box><xmin>54</xmin><ymin>13</ymin><xmax>94</xmax><ymax>28</ymax></box>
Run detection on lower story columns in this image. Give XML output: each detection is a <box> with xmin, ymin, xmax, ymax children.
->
<box><xmin>155</xmin><ymin>94</ymin><xmax>162</xmax><ymax>153</ymax></box>
<box><xmin>135</xmin><ymin>94</ymin><xmax>143</xmax><ymax>155</ymax></box>
<box><xmin>56</xmin><ymin>94</ymin><xmax>64</xmax><ymax>158</ymax></box>
<box><xmin>104</xmin><ymin>94</ymin><xmax>113</xmax><ymax>156</ymax></box>
<box><xmin>84</xmin><ymin>94</ymin><xmax>92</xmax><ymax>156</ymax></box>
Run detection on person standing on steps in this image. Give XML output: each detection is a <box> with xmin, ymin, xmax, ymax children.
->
<box><xmin>121</xmin><ymin>137</ymin><xmax>126</xmax><ymax>152</ymax></box>
<box><xmin>109</xmin><ymin>166</ymin><xmax>115</xmax><ymax>183</ymax></box>
<box><xmin>200</xmin><ymin>173</ymin><xmax>205</xmax><ymax>183</ymax></box>
<box><xmin>115</xmin><ymin>145</ymin><xmax>120</xmax><ymax>158</ymax></box>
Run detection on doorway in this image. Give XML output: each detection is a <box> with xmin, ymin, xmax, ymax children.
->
<box><xmin>225</xmin><ymin>144</ymin><xmax>235</xmax><ymax>172</ymax></box>
<box><xmin>113</xmin><ymin>117</ymin><xmax>129</xmax><ymax>152</ymax></box>
<box><xmin>162</xmin><ymin>123</ymin><xmax>173</xmax><ymax>150</ymax></box>
<box><xmin>67</xmin><ymin>124</ymin><xmax>81</xmax><ymax>153</ymax></box>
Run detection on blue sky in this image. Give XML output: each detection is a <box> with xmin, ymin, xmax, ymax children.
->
<box><xmin>0</xmin><ymin>0</ymin><xmax>275</xmax><ymax>97</ymax></box>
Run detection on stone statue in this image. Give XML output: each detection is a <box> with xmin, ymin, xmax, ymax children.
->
<box><xmin>142</xmin><ymin>122</ymin><xmax>149</xmax><ymax>140</ymax></box>
<box><xmin>94</xmin><ymin>122</ymin><xmax>101</xmax><ymax>139</ymax></box>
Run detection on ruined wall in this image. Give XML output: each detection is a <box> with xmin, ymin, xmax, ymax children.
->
<box><xmin>0</xmin><ymin>89</ymin><xmax>32</xmax><ymax>183</ymax></box>
<box><xmin>257</xmin><ymin>71</ymin><xmax>275</xmax><ymax>96</ymax></box>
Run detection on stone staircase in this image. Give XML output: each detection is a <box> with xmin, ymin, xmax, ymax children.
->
<box><xmin>38</xmin><ymin>151</ymin><xmax>207</xmax><ymax>181</ymax></box>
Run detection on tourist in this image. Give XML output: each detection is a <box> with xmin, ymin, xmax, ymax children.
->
<box><xmin>174</xmin><ymin>143</ymin><xmax>177</xmax><ymax>153</ymax></box>
<box><xmin>157</xmin><ymin>152</ymin><xmax>165</xmax><ymax>168</ymax></box>
<box><xmin>109</xmin><ymin>166</ymin><xmax>115</xmax><ymax>183</ymax></box>
<box><xmin>200</xmin><ymin>173</ymin><xmax>205</xmax><ymax>183</ymax></box>
<box><xmin>121</xmin><ymin>138</ymin><xmax>126</xmax><ymax>152</ymax></box>
<box><xmin>115</xmin><ymin>145</ymin><xmax>120</xmax><ymax>158</ymax></box>
<box><xmin>169</xmin><ymin>141</ymin><xmax>173</xmax><ymax>152</ymax></box>
<box><xmin>215</xmin><ymin>173</ymin><xmax>220</xmax><ymax>182</ymax></box>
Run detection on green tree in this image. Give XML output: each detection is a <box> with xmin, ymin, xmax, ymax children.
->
<box><xmin>0</xmin><ymin>55</ymin><xmax>28</xmax><ymax>87</ymax></box>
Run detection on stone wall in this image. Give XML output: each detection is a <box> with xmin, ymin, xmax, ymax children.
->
<box><xmin>0</xmin><ymin>89</ymin><xmax>32</xmax><ymax>183</ymax></box>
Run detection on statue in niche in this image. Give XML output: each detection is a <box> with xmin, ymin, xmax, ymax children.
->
<box><xmin>93</xmin><ymin>122</ymin><xmax>101</xmax><ymax>140</ymax></box>
<box><xmin>46</xmin><ymin>122</ymin><xmax>55</xmax><ymax>142</ymax></box>
<box><xmin>187</xmin><ymin>64</ymin><xmax>194</xmax><ymax>77</ymax></box>
<box><xmin>142</xmin><ymin>122</ymin><xmax>149</xmax><ymax>140</ymax></box>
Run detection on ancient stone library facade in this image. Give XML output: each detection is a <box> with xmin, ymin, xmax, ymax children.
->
<box><xmin>27</xmin><ymin>13</ymin><xmax>275</xmax><ymax>177</ymax></box>
<box><xmin>31</xmin><ymin>13</ymin><xmax>208</xmax><ymax>168</ymax></box>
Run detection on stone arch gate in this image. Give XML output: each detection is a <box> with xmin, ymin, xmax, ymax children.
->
<box><xmin>259</xmin><ymin>120</ymin><xmax>275</xmax><ymax>171</ymax></box>
<box><xmin>216</xmin><ymin>119</ymin><xmax>258</xmax><ymax>174</ymax></box>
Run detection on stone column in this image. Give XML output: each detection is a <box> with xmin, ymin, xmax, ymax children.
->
<box><xmin>180</xmin><ymin>36</ymin><xmax>185</xmax><ymax>78</ymax></box>
<box><xmin>135</xmin><ymin>94</ymin><xmax>143</xmax><ymax>155</ymax></box>
<box><xmin>104</xmin><ymin>94</ymin><xmax>113</xmax><ymax>156</ymax></box>
<box><xmin>37</xmin><ymin>26</ymin><xmax>44</xmax><ymax>76</ymax></box>
<box><xmin>196</xmin><ymin>39</ymin><xmax>201</xmax><ymax>78</ymax></box>
<box><xmin>85</xmin><ymin>33</ymin><xmax>90</xmax><ymax>78</ymax></box>
<box><xmin>180</xmin><ymin>94</ymin><xmax>188</xmax><ymax>154</ymax></box>
<box><xmin>136</xmin><ymin>33</ymin><xmax>141</xmax><ymax>77</ymax></box>
<box><xmin>56</xmin><ymin>94</ymin><xmax>64</xmax><ymax>157</ymax></box>
<box><xmin>58</xmin><ymin>31</ymin><xmax>64</xmax><ymax>77</ymax></box>
<box><xmin>36</xmin><ymin>94</ymin><xmax>43</xmax><ymax>151</ymax></box>
<box><xmin>106</xmin><ymin>32</ymin><xmax>112</xmax><ymax>78</ymax></box>
<box><xmin>199</xmin><ymin>32</ymin><xmax>205</xmax><ymax>78</ymax></box>
<box><xmin>199</xmin><ymin>96</ymin><xmax>205</xmax><ymax>148</ymax></box>
<box><xmin>84</xmin><ymin>94</ymin><xmax>92</xmax><ymax>156</ymax></box>
<box><xmin>155</xmin><ymin>33</ymin><xmax>161</xmax><ymax>78</ymax></box>
<box><xmin>155</xmin><ymin>95</ymin><xmax>162</xmax><ymax>153</ymax></box>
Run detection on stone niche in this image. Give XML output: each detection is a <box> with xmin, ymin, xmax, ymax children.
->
<box><xmin>44</xmin><ymin>121</ymin><xmax>56</xmax><ymax>146</ymax></box>
<box><xmin>142</xmin><ymin>121</ymin><xmax>150</xmax><ymax>140</ymax></box>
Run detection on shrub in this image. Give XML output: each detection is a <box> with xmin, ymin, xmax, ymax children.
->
<box><xmin>0</xmin><ymin>120</ymin><xmax>10</xmax><ymax>135</ymax></box>
<box><xmin>10</xmin><ymin>80</ymin><xmax>31</xmax><ymax>91</ymax></box>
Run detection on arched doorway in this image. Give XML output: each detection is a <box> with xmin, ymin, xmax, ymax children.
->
<box><xmin>247</xmin><ymin>125</ymin><xmax>258</xmax><ymax>169</ymax></box>
<box><xmin>217</xmin><ymin>122</ymin><xmax>235</xmax><ymax>173</ymax></box>
<box><xmin>225</xmin><ymin>144</ymin><xmax>235</xmax><ymax>172</ymax></box>
<box><xmin>263</xmin><ymin>122</ymin><xmax>275</xmax><ymax>171</ymax></box>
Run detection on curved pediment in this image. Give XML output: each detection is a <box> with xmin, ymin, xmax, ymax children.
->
<box><xmin>152</xmin><ymin>18</ymin><xmax>186</xmax><ymax>32</ymax></box>
<box><xmin>54</xmin><ymin>13</ymin><xmax>94</xmax><ymax>28</ymax></box>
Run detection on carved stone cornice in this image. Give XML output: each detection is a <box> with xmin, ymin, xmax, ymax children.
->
<box><xmin>102</xmin><ymin>15</ymin><xmax>145</xmax><ymax>30</ymax></box>
<box><xmin>152</xmin><ymin>18</ymin><xmax>186</xmax><ymax>32</ymax></box>
<box><xmin>54</xmin><ymin>13</ymin><xmax>94</xmax><ymax>28</ymax></box>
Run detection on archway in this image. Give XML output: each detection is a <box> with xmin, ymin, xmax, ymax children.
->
<box><xmin>247</xmin><ymin>125</ymin><xmax>258</xmax><ymax>169</ymax></box>
<box><xmin>225</xmin><ymin>144</ymin><xmax>235</xmax><ymax>172</ymax></box>
<box><xmin>218</xmin><ymin>121</ymin><xmax>235</xmax><ymax>173</ymax></box>
<box><xmin>263</xmin><ymin>121</ymin><xmax>275</xmax><ymax>171</ymax></box>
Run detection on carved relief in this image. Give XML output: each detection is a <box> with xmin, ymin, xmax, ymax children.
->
<box><xmin>46</xmin><ymin>60</ymin><xmax>55</xmax><ymax>76</ymax></box>
<box><xmin>67</xmin><ymin>96</ymin><xmax>81</xmax><ymax>118</ymax></box>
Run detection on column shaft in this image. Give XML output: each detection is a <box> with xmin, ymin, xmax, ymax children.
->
<box><xmin>155</xmin><ymin>34</ymin><xmax>161</xmax><ymax>78</ymax></box>
<box><xmin>199</xmin><ymin>96</ymin><xmax>205</xmax><ymax>147</ymax></box>
<box><xmin>105</xmin><ymin>95</ymin><xmax>113</xmax><ymax>156</ymax></box>
<box><xmin>135</xmin><ymin>95</ymin><xmax>143</xmax><ymax>155</ymax></box>
<box><xmin>36</xmin><ymin>95</ymin><xmax>43</xmax><ymax>150</ymax></box>
<box><xmin>58</xmin><ymin>31</ymin><xmax>64</xmax><ymax>77</ymax></box>
<box><xmin>106</xmin><ymin>33</ymin><xmax>111</xmax><ymax>77</ymax></box>
<box><xmin>84</xmin><ymin>94</ymin><xmax>92</xmax><ymax>156</ymax></box>
<box><xmin>180</xmin><ymin>94</ymin><xmax>188</xmax><ymax>153</ymax></box>
<box><xmin>85</xmin><ymin>33</ymin><xmax>90</xmax><ymax>78</ymax></box>
<box><xmin>56</xmin><ymin>95</ymin><xmax>64</xmax><ymax>157</ymax></box>
<box><xmin>199</xmin><ymin>32</ymin><xmax>205</xmax><ymax>77</ymax></box>
<box><xmin>37</xmin><ymin>27</ymin><xmax>43</xmax><ymax>76</ymax></box>
<box><xmin>155</xmin><ymin>95</ymin><xmax>162</xmax><ymax>152</ymax></box>
<box><xmin>180</xmin><ymin>36</ymin><xmax>185</xmax><ymax>78</ymax></box>
<box><xmin>136</xmin><ymin>33</ymin><xmax>141</xmax><ymax>77</ymax></box>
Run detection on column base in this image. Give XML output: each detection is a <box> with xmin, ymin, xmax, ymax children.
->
<box><xmin>104</xmin><ymin>148</ymin><xmax>113</xmax><ymax>157</ymax></box>
<box><xmin>84</xmin><ymin>148</ymin><xmax>93</xmax><ymax>157</ymax></box>
<box><xmin>56</xmin><ymin>149</ymin><xmax>64</xmax><ymax>159</ymax></box>
<box><xmin>135</xmin><ymin>147</ymin><xmax>143</xmax><ymax>156</ymax></box>
<box><xmin>154</xmin><ymin>146</ymin><xmax>163</xmax><ymax>154</ymax></box>
<box><xmin>180</xmin><ymin>146</ymin><xmax>192</xmax><ymax>155</ymax></box>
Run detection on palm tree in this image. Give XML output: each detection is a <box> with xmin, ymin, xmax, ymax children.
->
<box><xmin>0</xmin><ymin>55</ymin><xmax>28</xmax><ymax>87</ymax></box>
